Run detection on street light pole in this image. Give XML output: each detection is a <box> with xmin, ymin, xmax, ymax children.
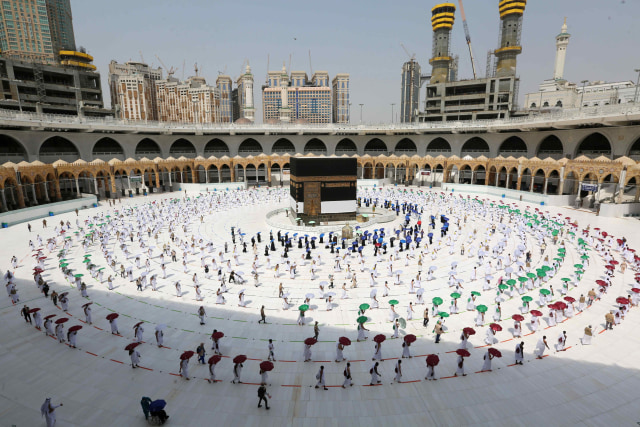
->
<box><xmin>634</xmin><ymin>69</ymin><xmax>640</xmax><ymax>104</ymax></box>
<box><xmin>359</xmin><ymin>103</ymin><xmax>364</xmax><ymax>124</ymax></box>
<box><xmin>391</xmin><ymin>103</ymin><xmax>395</xmax><ymax>123</ymax></box>
<box><xmin>579</xmin><ymin>80</ymin><xmax>588</xmax><ymax>110</ymax></box>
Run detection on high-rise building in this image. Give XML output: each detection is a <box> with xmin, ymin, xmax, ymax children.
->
<box><xmin>216</xmin><ymin>75</ymin><xmax>233</xmax><ymax>123</ymax></box>
<box><xmin>262</xmin><ymin>65</ymin><xmax>347</xmax><ymax>124</ymax></box>
<box><xmin>108</xmin><ymin>61</ymin><xmax>162</xmax><ymax>121</ymax></box>
<box><xmin>235</xmin><ymin>65</ymin><xmax>255</xmax><ymax>123</ymax></box>
<box><xmin>494</xmin><ymin>0</ymin><xmax>526</xmax><ymax>78</ymax></box>
<box><xmin>0</xmin><ymin>0</ymin><xmax>56</xmax><ymax>63</ymax></box>
<box><xmin>554</xmin><ymin>18</ymin><xmax>570</xmax><ymax>81</ymax></box>
<box><xmin>46</xmin><ymin>0</ymin><xmax>75</xmax><ymax>55</ymax></box>
<box><xmin>332</xmin><ymin>73</ymin><xmax>350</xmax><ymax>124</ymax></box>
<box><xmin>429</xmin><ymin>3</ymin><xmax>456</xmax><ymax>84</ymax></box>
<box><xmin>155</xmin><ymin>76</ymin><xmax>221</xmax><ymax>124</ymax></box>
<box><xmin>400</xmin><ymin>59</ymin><xmax>421</xmax><ymax>123</ymax></box>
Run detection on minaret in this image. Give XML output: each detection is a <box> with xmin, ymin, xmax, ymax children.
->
<box><xmin>279</xmin><ymin>63</ymin><xmax>291</xmax><ymax>122</ymax></box>
<box><xmin>429</xmin><ymin>3</ymin><xmax>456</xmax><ymax>84</ymax></box>
<box><xmin>554</xmin><ymin>18</ymin><xmax>570</xmax><ymax>81</ymax></box>
<box><xmin>241</xmin><ymin>64</ymin><xmax>255</xmax><ymax>122</ymax></box>
<box><xmin>494</xmin><ymin>0</ymin><xmax>527</xmax><ymax>77</ymax></box>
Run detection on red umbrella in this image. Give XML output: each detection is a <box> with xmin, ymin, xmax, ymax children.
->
<box><xmin>259</xmin><ymin>361</ymin><xmax>274</xmax><ymax>372</ymax></box>
<box><xmin>490</xmin><ymin>323</ymin><xmax>502</xmax><ymax>332</ymax></box>
<box><xmin>82</xmin><ymin>302</ymin><xmax>93</xmax><ymax>308</ymax></box>
<box><xmin>55</xmin><ymin>318</ymin><xmax>68</xmax><ymax>324</ymax></box>
<box><xmin>596</xmin><ymin>280</ymin><xmax>607</xmax><ymax>286</ymax></box>
<box><xmin>426</xmin><ymin>354</ymin><xmax>440</xmax><ymax>367</ymax></box>
<box><xmin>555</xmin><ymin>302</ymin><xmax>568</xmax><ymax>310</ymax></box>
<box><xmin>512</xmin><ymin>314</ymin><xmax>524</xmax><ymax>322</ymax></box>
<box><xmin>33</xmin><ymin>267</ymin><xmax>44</xmax><ymax>273</ymax></box>
<box><xmin>463</xmin><ymin>327</ymin><xmax>476</xmax><ymax>336</ymax></box>
<box><xmin>404</xmin><ymin>334</ymin><xmax>417</xmax><ymax>344</ymax></box>
<box><xmin>38</xmin><ymin>256</ymin><xmax>46</xmax><ymax>260</ymax></box>
<box><xmin>133</xmin><ymin>322</ymin><xmax>144</xmax><ymax>328</ymax></box>
<box><xmin>106</xmin><ymin>313</ymin><xmax>119</xmax><ymax>321</ymax></box>
<box><xmin>616</xmin><ymin>239</ymin><xmax>624</xmax><ymax>245</ymax></box>
<box><xmin>339</xmin><ymin>337</ymin><xmax>352</xmax><ymax>346</ymax></box>
<box><xmin>125</xmin><ymin>342</ymin><xmax>141</xmax><ymax>351</ymax></box>
<box><xmin>233</xmin><ymin>355</ymin><xmax>247</xmax><ymax>364</ymax></box>
<box><xmin>68</xmin><ymin>325</ymin><xmax>82</xmax><ymax>333</ymax></box>
<box><xmin>373</xmin><ymin>334</ymin><xmax>386</xmax><ymax>343</ymax></box>
<box><xmin>616</xmin><ymin>297</ymin><xmax>630</xmax><ymax>305</ymax></box>
<box><xmin>456</xmin><ymin>349</ymin><xmax>471</xmax><ymax>357</ymax></box>
<box><xmin>564</xmin><ymin>296</ymin><xmax>576</xmax><ymax>303</ymax></box>
<box><xmin>488</xmin><ymin>348</ymin><xmax>502</xmax><ymax>358</ymax></box>
<box><xmin>180</xmin><ymin>351</ymin><xmax>195</xmax><ymax>360</ymax></box>
<box><xmin>605</xmin><ymin>265</ymin><xmax>614</xmax><ymax>270</ymax></box>
<box><xmin>28</xmin><ymin>307</ymin><xmax>41</xmax><ymax>313</ymax></box>
<box><xmin>212</xmin><ymin>331</ymin><xmax>224</xmax><ymax>340</ymax></box>
<box><xmin>208</xmin><ymin>355</ymin><xmax>222</xmax><ymax>365</ymax></box>
<box><xmin>304</xmin><ymin>337</ymin><xmax>318</xmax><ymax>346</ymax></box>
<box><xmin>44</xmin><ymin>314</ymin><xmax>56</xmax><ymax>320</ymax></box>
<box><xmin>602</xmin><ymin>232</ymin><xmax>608</xmax><ymax>237</ymax></box>
<box><xmin>631</xmin><ymin>288</ymin><xmax>640</xmax><ymax>293</ymax></box>
<box><xmin>530</xmin><ymin>310</ymin><xmax>542</xmax><ymax>317</ymax></box>
<box><xmin>610</xmin><ymin>260</ymin><xmax>619</xmax><ymax>265</ymax></box>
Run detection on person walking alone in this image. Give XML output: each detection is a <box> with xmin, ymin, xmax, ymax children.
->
<box><xmin>257</xmin><ymin>384</ymin><xmax>271</xmax><ymax>410</ymax></box>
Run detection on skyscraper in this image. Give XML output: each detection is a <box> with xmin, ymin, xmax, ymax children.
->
<box><xmin>155</xmin><ymin>75</ymin><xmax>221</xmax><ymax>124</ymax></box>
<box><xmin>216</xmin><ymin>75</ymin><xmax>233</xmax><ymax>123</ymax></box>
<box><xmin>400</xmin><ymin>59</ymin><xmax>421</xmax><ymax>123</ymax></box>
<box><xmin>332</xmin><ymin>73</ymin><xmax>350</xmax><ymax>124</ymax></box>
<box><xmin>46</xmin><ymin>0</ymin><xmax>75</xmax><ymax>55</ymax></box>
<box><xmin>0</xmin><ymin>0</ymin><xmax>56</xmax><ymax>63</ymax></box>
<box><xmin>109</xmin><ymin>61</ymin><xmax>163</xmax><ymax>121</ymax></box>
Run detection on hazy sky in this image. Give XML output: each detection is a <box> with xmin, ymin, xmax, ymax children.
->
<box><xmin>73</xmin><ymin>0</ymin><xmax>640</xmax><ymax>123</ymax></box>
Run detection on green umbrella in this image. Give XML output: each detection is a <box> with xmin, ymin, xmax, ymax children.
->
<box><xmin>476</xmin><ymin>305</ymin><xmax>488</xmax><ymax>313</ymax></box>
<box><xmin>359</xmin><ymin>303</ymin><xmax>370</xmax><ymax>312</ymax></box>
<box><xmin>574</xmin><ymin>264</ymin><xmax>584</xmax><ymax>269</ymax></box>
<box><xmin>575</xmin><ymin>270</ymin><xmax>583</xmax><ymax>275</ymax></box>
<box><xmin>552</xmin><ymin>230</ymin><xmax>559</xmax><ymax>236</ymax></box>
<box><xmin>526</xmin><ymin>272</ymin><xmax>536</xmax><ymax>279</ymax></box>
<box><xmin>498</xmin><ymin>284</ymin><xmax>509</xmax><ymax>290</ymax></box>
<box><xmin>59</xmin><ymin>259</ymin><xmax>68</xmax><ymax>262</ymax></box>
<box><xmin>568</xmin><ymin>231</ymin><xmax>575</xmax><ymax>236</ymax></box>
<box><xmin>389</xmin><ymin>299</ymin><xmax>399</xmax><ymax>306</ymax></box>
<box><xmin>60</xmin><ymin>263</ymin><xmax>68</xmax><ymax>268</ymax></box>
<box><xmin>557</xmin><ymin>248</ymin><xmax>566</xmax><ymax>253</ymax></box>
<box><xmin>518</xmin><ymin>277</ymin><xmax>529</xmax><ymax>283</ymax></box>
<box><xmin>540</xmin><ymin>289</ymin><xmax>551</xmax><ymax>295</ymax></box>
<box><xmin>506</xmin><ymin>279</ymin><xmax>516</xmax><ymax>286</ymax></box>
<box><xmin>553</xmin><ymin>258</ymin><xmax>563</xmax><ymax>262</ymax></box>
<box><xmin>471</xmin><ymin>291</ymin><xmax>482</xmax><ymax>297</ymax></box>
<box><xmin>537</xmin><ymin>271</ymin><xmax>546</xmax><ymax>278</ymax></box>
<box><xmin>74</xmin><ymin>274</ymin><xmax>84</xmax><ymax>278</ymax></box>
<box><xmin>98</xmin><ymin>267</ymin><xmax>105</xmax><ymax>271</ymax></box>
<box><xmin>431</xmin><ymin>297</ymin><xmax>443</xmax><ymax>306</ymax></box>
<box><xmin>522</xmin><ymin>296</ymin><xmax>533</xmax><ymax>302</ymax></box>
<box><xmin>450</xmin><ymin>292</ymin><xmax>461</xmax><ymax>299</ymax></box>
<box><xmin>526</xmin><ymin>222</ymin><xmax>532</xmax><ymax>227</ymax></box>
<box><xmin>298</xmin><ymin>304</ymin><xmax>309</xmax><ymax>312</ymax></box>
<box><xmin>357</xmin><ymin>316</ymin><xmax>368</xmax><ymax>324</ymax></box>
<box><xmin>82</xmin><ymin>259</ymin><xmax>91</xmax><ymax>263</ymax></box>
<box><xmin>438</xmin><ymin>312</ymin><xmax>449</xmax><ymax>318</ymax></box>
<box><xmin>541</xmin><ymin>265</ymin><xmax>552</xmax><ymax>272</ymax></box>
<box><xmin>560</xmin><ymin>278</ymin><xmax>571</xmax><ymax>282</ymax></box>
<box><xmin>581</xmin><ymin>255</ymin><xmax>590</xmax><ymax>260</ymax></box>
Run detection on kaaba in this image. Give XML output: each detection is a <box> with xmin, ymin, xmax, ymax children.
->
<box><xmin>290</xmin><ymin>157</ymin><xmax>357</xmax><ymax>221</ymax></box>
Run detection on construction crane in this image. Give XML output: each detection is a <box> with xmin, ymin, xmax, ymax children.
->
<box><xmin>400</xmin><ymin>43</ymin><xmax>416</xmax><ymax>61</ymax></box>
<box><xmin>458</xmin><ymin>0</ymin><xmax>478</xmax><ymax>79</ymax></box>
<box><xmin>155</xmin><ymin>55</ymin><xmax>176</xmax><ymax>78</ymax></box>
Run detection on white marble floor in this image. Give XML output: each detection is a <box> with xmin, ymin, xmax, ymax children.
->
<box><xmin>1</xmin><ymin>187</ymin><xmax>640</xmax><ymax>427</ymax></box>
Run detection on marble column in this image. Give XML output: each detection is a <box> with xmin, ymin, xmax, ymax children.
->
<box><xmin>75</xmin><ymin>178</ymin><xmax>80</xmax><ymax>198</ymax></box>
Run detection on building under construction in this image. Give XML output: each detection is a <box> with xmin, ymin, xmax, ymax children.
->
<box><xmin>402</xmin><ymin>1</ymin><xmax>526</xmax><ymax>123</ymax></box>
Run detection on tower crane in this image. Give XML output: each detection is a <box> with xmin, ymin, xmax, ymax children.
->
<box><xmin>458</xmin><ymin>0</ymin><xmax>478</xmax><ymax>79</ymax></box>
<box><xmin>154</xmin><ymin>55</ymin><xmax>176</xmax><ymax>78</ymax></box>
<box><xmin>400</xmin><ymin>43</ymin><xmax>416</xmax><ymax>61</ymax></box>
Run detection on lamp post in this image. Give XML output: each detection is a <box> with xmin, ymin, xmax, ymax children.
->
<box><xmin>634</xmin><ymin>69</ymin><xmax>640</xmax><ymax>104</ymax></box>
<box><xmin>359</xmin><ymin>103</ymin><xmax>364</xmax><ymax>124</ymax></box>
<box><xmin>391</xmin><ymin>103</ymin><xmax>395</xmax><ymax>123</ymax></box>
<box><xmin>579</xmin><ymin>80</ymin><xmax>588</xmax><ymax>110</ymax></box>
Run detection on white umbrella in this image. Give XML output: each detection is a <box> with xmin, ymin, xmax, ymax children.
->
<box><xmin>370</xmin><ymin>289</ymin><xmax>377</xmax><ymax>297</ymax></box>
<box><xmin>305</xmin><ymin>293</ymin><xmax>315</xmax><ymax>299</ymax></box>
<box><xmin>319</xmin><ymin>281</ymin><xmax>328</xmax><ymax>286</ymax></box>
<box><xmin>325</xmin><ymin>292</ymin><xmax>336</xmax><ymax>298</ymax></box>
<box><xmin>155</xmin><ymin>324</ymin><xmax>166</xmax><ymax>332</ymax></box>
<box><xmin>450</xmin><ymin>261</ymin><xmax>458</xmax><ymax>267</ymax></box>
<box><xmin>448</xmin><ymin>270</ymin><xmax>458</xmax><ymax>276</ymax></box>
<box><xmin>417</xmin><ymin>288</ymin><xmax>425</xmax><ymax>296</ymax></box>
<box><xmin>505</xmin><ymin>267</ymin><xmax>514</xmax><ymax>274</ymax></box>
<box><xmin>429</xmin><ymin>266</ymin><xmax>437</xmax><ymax>271</ymax></box>
<box><xmin>238</xmin><ymin>289</ymin><xmax>246</xmax><ymax>294</ymax></box>
<box><xmin>485</xmin><ymin>275</ymin><xmax>494</xmax><ymax>281</ymax></box>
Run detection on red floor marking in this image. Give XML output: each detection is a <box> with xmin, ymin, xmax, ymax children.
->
<box><xmin>507</xmin><ymin>363</ymin><xmax>518</xmax><ymax>367</ymax></box>
<box><xmin>575</xmin><ymin>311</ymin><xmax>583</xmax><ymax>315</ymax></box>
<box><xmin>475</xmin><ymin>370</ymin><xmax>491</xmax><ymax>373</ymax></box>
<box><xmin>382</xmin><ymin>357</ymin><xmax>399</xmax><ymax>361</ymax></box>
<box><xmin>312</xmin><ymin>361</ymin><xmax>332</xmax><ymax>363</ymax></box>
<box><xmin>277</xmin><ymin>360</ymin><xmax>296</xmax><ymax>363</ymax></box>
<box><xmin>439</xmin><ymin>376</ymin><xmax>457</xmax><ymax>379</ymax></box>
<box><xmin>86</xmin><ymin>351</ymin><xmax>98</xmax><ymax>356</ymax></box>
<box><xmin>247</xmin><ymin>358</ymin><xmax>261</xmax><ymax>361</ymax></box>
<box><xmin>138</xmin><ymin>366</ymin><xmax>153</xmax><ymax>371</ymax></box>
<box><xmin>501</xmin><ymin>338</ymin><xmax>514</xmax><ymax>342</ymax></box>
<box><xmin>524</xmin><ymin>332</ymin><xmax>535</xmax><ymax>336</ymax></box>
<box><xmin>110</xmin><ymin>359</ymin><xmax>124</xmax><ymax>364</ymax></box>
<box><xmin>399</xmin><ymin>380</ymin><xmax>422</xmax><ymax>383</ymax></box>
<box><xmin>282</xmin><ymin>385</ymin><xmax>301</xmax><ymax>387</ymax></box>
<box><xmin>598</xmin><ymin>330</ymin><xmax>606</xmax><ymax>334</ymax></box>
<box><xmin>349</xmin><ymin>360</ymin><xmax>365</xmax><ymax>362</ymax></box>
<box><xmin>474</xmin><ymin>344</ymin><xmax>490</xmax><ymax>349</ymax></box>
<box><xmin>240</xmin><ymin>382</ymin><xmax>262</xmax><ymax>386</ymax></box>
<box><xmin>445</xmin><ymin>350</ymin><xmax>457</xmax><ymax>354</ymax></box>
<box><xmin>168</xmin><ymin>373</ymin><xmax>181</xmax><ymax>377</ymax></box>
<box><xmin>363</xmin><ymin>384</ymin><xmax>383</xmax><ymax>387</ymax></box>
<box><xmin>65</xmin><ymin>312</ymin><xmax>72</xmax><ymax>316</ymax></box>
<box><xmin>561</xmin><ymin>346</ymin><xmax>572</xmax><ymax>351</ymax></box>
<box><xmin>93</xmin><ymin>327</ymin><xmax>103</xmax><ymax>330</ymax></box>
<box><xmin>79</xmin><ymin>320</ymin><xmax>87</xmax><ymax>324</ymax></box>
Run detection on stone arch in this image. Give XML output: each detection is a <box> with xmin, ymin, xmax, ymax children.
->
<box><xmin>238</xmin><ymin>138</ymin><xmax>263</xmax><ymax>155</ymax></box>
<box><xmin>546</xmin><ymin>170</ymin><xmax>561</xmax><ymax>194</ymax></box>
<box><xmin>461</xmin><ymin>137</ymin><xmax>489</xmax><ymax>157</ymax></box>
<box><xmin>206</xmin><ymin>164</ymin><xmax>219</xmax><ymax>183</ymax></box>
<box><xmin>169</xmin><ymin>139</ymin><xmax>197</xmax><ymax>158</ymax></box>
<box><xmin>335</xmin><ymin>138</ymin><xmax>357</xmax><ymax>155</ymax></box>
<box><xmin>364</xmin><ymin>138</ymin><xmax>388</xmax><ymax>155</ymax></box>
<box><xmin>272</xmin><ymin>138</ymin><xmax>295</xmax><ymax>154</ymax></box>
<box><xmin>92</xmin><ymin>137</ymin><xmax>125</xmax><ymax>160</ymax></box>
<box><xmin>304</xmin><ymin>138</ymin><xmax>327</xmax><ymax>155</ymax></box>
<box><xmin>204</xmin><ymin>139</ymin><xmax>230</xmax><ymax>157</ymax></box>
<box><xmin>135</xmin><ymin>138</ymin><xmax>162</xmax><ymax>158</ymax></box>
<box><xmin>427</xmin><ymin>138</ymin><xmax>451</xmax><ymax>155</ymax></box>
<box><xmin>575</xmin><ymin>133</ymin><xmax>611</xmax><ymax>159</ymax></box>
<box><xmin>39</xmin><ymin>136</ymin><xmax>80</xmax><ymax>162</ymax></box>
<box><xmin>627</xmin><ymin>137</ymin><xmax>640</xmax><ymax>160</ymax></box>
<box><xmin>0</xmin><ymin>134</ymin><xmax>28</xmax><ymax>162</ymax></box>
<box><xmin>395</xmin><ymin>138</ymin><xmax>417</xmax><ymax>154</ymax></box>
<box><xmin>498</xmin><ymin>136</ymin><xmax>527</xmax><ymax>156</ymax></box>
<box><xmin>537</xmin><ymin>135</ymin><xmax>563</xmax><ymax>159</ymax></box>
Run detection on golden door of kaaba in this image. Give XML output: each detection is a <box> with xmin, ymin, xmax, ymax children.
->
<box><xmin>304</xmin><ymin>182</ymin><xmax>321</xmax><ymax>216</ymax></box>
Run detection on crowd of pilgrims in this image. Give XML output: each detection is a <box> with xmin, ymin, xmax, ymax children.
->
<box><xmin>7</xmin><ymin>186</ymin><xmax>640</xmax><ymax>384</ymax></box>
